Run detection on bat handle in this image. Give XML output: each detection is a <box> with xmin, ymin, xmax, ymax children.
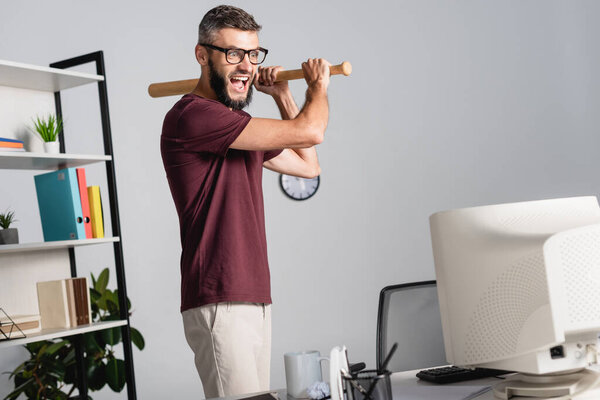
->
<box><xmin>274</xmin><ymin>61</ymin><xmax>352</xmax><ymax>82</ymax></box>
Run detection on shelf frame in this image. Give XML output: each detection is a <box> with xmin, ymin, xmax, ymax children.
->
<box><xmin>50</xmin><ymin>51</ymin><xmax>137</xmax><ymax>399</ymax></box>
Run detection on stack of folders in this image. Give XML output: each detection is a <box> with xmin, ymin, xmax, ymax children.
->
<box><xmin>0</xmin><ymin>137</ymin><xmax>25</xmax><ymax>152</ymax></box>
<box><xmin>34</xmin><ymin>167</ymin><xmax>104</xmax><ymax>241</ymax></box>
<box><xmin>0</xmin><ymin>315</ymin><xmax>41</xmax><ymax>338</ymax></box>
<box><xmin>37</xmin><ymin>277</ymin><xmax>92</xmax><ymax>329</ymax></box>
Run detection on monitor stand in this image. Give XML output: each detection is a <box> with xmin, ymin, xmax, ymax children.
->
<box><xmin>493</xmin><ymin>369</ymin><xmax>600</xmax><ymax>399</ymax></box>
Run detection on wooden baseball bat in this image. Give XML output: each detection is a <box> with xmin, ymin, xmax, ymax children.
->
<box><xmin>148</xmin><ymin>61</ymin><xmax>352</xmax><ymax>98</ymax></box>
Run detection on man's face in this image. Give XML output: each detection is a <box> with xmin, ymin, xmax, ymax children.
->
<box><xmin>206</xmin><ymin>28</ymin><xmax>259</xmax><ymax>110</ymax></box>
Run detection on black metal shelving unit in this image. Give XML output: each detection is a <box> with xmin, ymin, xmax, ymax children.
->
<box><xmin>49</xmin><ymin>51</ymin><xmax>137</xmax><ymax>400</ymax></box>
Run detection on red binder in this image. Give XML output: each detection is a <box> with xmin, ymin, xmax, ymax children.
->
<box><xmin>76</xmin><ymin>168</ymin><xmax>93</xmax><ymax>239</ymax></box>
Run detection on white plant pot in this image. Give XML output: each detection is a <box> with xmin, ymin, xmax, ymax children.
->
<box><xmin>43</xmin><ymin>141</ymin><xmax>60</xmax><ymax>154</ymax></box>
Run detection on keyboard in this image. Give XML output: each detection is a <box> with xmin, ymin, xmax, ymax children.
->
<box><xmin>416</xmin><ymin>366</ymin><xmax>509</xmax><ymax>384</ymax></box>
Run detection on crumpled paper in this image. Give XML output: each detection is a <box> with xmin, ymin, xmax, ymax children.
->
<box><xmin>307</xmin><ymin>381</ymin><xmax>330</xmax><ymax>400</ymax></box>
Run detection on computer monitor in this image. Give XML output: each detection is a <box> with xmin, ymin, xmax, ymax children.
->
<box><xmin>429</xmin><ymin>196</ymin><xmax>600</xmax><ymax>399</ymax></box>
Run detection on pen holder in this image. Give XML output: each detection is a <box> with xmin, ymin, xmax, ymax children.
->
<box><xmin>343</xmin><ymin>370</ymin><xmax>392</xmax><ymax>400</ymax></box>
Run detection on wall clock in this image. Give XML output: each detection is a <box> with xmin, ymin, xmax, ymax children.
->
<box><xmin>279</xmin><ymin>174</ymin><xmax>320</xmax><ymax>201</ymax></box>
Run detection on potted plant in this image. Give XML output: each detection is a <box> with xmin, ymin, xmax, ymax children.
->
<box><xmin>32</xmin><ymin>114</ymin><xmax>63</xmax><ymax>154</ymax></box>
<box><xmin>0</xmin><ymin>209</ymin><xmax>18</xmax><ymax>245</ymax></box>
<box><xmin>4</xmin><ymin>268</ymin><xmax>145</xmax><ymax>399</ymax></box>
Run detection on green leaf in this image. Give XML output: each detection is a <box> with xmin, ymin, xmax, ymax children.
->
<box><xmin>4</xmin><ymin>376</ymin><xmax>34</xmax><ymax>400</ymax></box>
<box><xmin>105</xmin><ymin>358</ymin><xmax>126</xmax><ymax>392</ymax></box>
<box><xmin>36</xmin><ymin>343</ymin><xmax>49</xmax><ymax>358</ymax></box>
<box><xmin>115</xmin><ymin>290</ymin><xmax>131</xmax><ymax>311</ymax></box>
<box><xmin>96</xmin><ymin>292</ymin><xmax>107</xmax><ymax>311</ymax></box>
<box><xmin>95</xmin><ymin>268</ymin><xmax>109</xmax><ymax>294</ymax></box>
<box><xmin>32</xmin><ymin>114</ymin><xmax>62</xmax><ymax>142</ymax></box>
<box><xmin>7</xmin><ymin>361</ymin><xmax>26</xmax><ymax>378</ymax></box>
<box><xmin>64</xmin><ymin>362</ymin><xmax>77</xmax><ymax>385</ymax></box>
<box><xmin>62</xmin><ymin>346</ymin><xmax>76</xmax><ymax>366</ymax></box>
<box><xmin>25</xmin><ymin>341</ymin><xmax>45</xmax><ymax>354</ymax></box>
<box><xmin>46</xmin><ymin>340</ymin><xmax>68</xmax><ymax>355</ymax></box>
<box><xmin>93</xmin><ymin>330</ymin><xmax>107</xmax><ymax>349</ymax></box>
<box><xmin>87</xmin><ymin>360</ymin><xmax>106</xmax><ymax>391</ymax></box>
<box><xmin>97</xmin><ymin>290</ymin><xmax>113</xmax><ymax>311</ymax></box>
<box><xmin>83</xmin><ymin>332</ymin><xmax>104</xmax><ymax>355</ymax></box>
<box><xmin>106</xmin><ymin>298</ymin><xmax>119</xmax><ymax>315</ymax></box>
<box><xmin>45</xmin><ymin>358</ymin><xmax>66</xmax><ymax>377</ymax></box>
<box><xmin>101</xmin><ymin>326</ymin><xmax>122</xmax><ymax>346</ymax></box>
<box><xmin>130</xmin><ymin>327</ymin><xmax>145</xmax><ymax>350</ymax></box>
<box><xmin>90</xmin><ymin>287</ymin><xmax>102</xmax><ymax>302</ymax></box>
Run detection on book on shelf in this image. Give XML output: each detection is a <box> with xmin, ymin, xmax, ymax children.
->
<box><xmin>76</xmin><ymin>168</ymin><xmax>93</xmax><ymax>239</ymax></box>
<box><xmin>0</xmin><ymin>137</ymin><xmax>24</xmax><ymax>145</ymax></box>
<box><xmin>37</xmin><ymin>277</ymin><xmax>91</xmax><ymax>330</ymax></box>
<box><xmin>37</xmin><ymin>279</ymin><xmax>71</xmax><ymax>329</ymax></box>
<box><xmin>0</xmin><ymin>142</ymin><xmax>24</xmax><ymax>149</ymax></box>
<box><xmin>0</xmin><ymin>314</ymin><xmax>41</xmax><ymax>338</ymax></box>
<box><xmin>65</xmin><ymin>278</ymin><xmax>78</xmax><ymax>327</ymax></box>
<box><xmin>0</xmin><ymin>137</ymin><xmax>25</xmax><ymax>152</ymax></box>
<box><xmin>0</xmin><ymin>147</ymin><xmax>26</xmax><ymax>152</ymax></box>
<box><xmin>70</xmin><ymin>277</ymin><xmax>91</xmax><ymax>326</ymax></box>
<box><xmin>88</xmin><ymin>185</ymin><xmax>104</xmax><ymax>238</ymax></box>
<box><xmin>34</xmin><ymin>168</ymin><xmax>87</xmax><ymax>241</ymax></box>
<box><xmin>0</xmin><ymin>137</ymin><xmax>23</xmax><ymax>143</ymax></box>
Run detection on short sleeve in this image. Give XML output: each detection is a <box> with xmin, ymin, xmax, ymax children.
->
<box><xmin>176</xmin><ymin>99</ymin><xmax>251</xmax><ymax>156</ymax></box>
<box><xmin>263</xmin><ymin>149</ymin><xmax>283</xmax><ymax>162</ymax></box>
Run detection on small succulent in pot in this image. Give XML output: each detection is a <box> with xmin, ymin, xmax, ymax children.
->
<box><xmin>0</xmin><ymin>209</ymin><xmax>18</xmax><ymax>244</ymax></box>
<box><xmin>32</xmin><ymin>114</ymin><xmax>63</xmax><ymax>154</ymax></box>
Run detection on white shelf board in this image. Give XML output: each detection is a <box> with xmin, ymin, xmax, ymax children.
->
<box><xmin>0</xmin><ymin>237</ymin><xmax>120</xmax><ymax>254</ymax></box>
<box><xmin>0</xmin><ymin>152</ymin><xmax>111</xmax><ymax>170</ymax></box>
<box><xmin>0</xmin><ymin>320</ymin><xmax>128</xmax><ymax>349</ymax></box>
<box><xmin>0</xmin><ymin>59</ymin><xmax>104</xmax><ymax>92</ymax></box>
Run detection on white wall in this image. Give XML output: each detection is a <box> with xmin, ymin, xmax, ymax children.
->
<box><xmin>1</xmin><ymin>0</ymin><xmax>600</xmax><ymax>398</ymax></box>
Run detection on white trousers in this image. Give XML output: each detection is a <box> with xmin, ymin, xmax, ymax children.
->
<box><xmin>182</xmin><ymin>302</ymin><xmax>272</xmax><ymax>399</ymax></box>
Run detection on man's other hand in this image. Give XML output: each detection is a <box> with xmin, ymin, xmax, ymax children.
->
<box><xmin>254</xmin><ymin>65</ymin><xmax>289</xmax><ymax>98</ymax></box>
<box><xmin>302</xmin><ymin>58</ymin><xmax>331</xmax><ymax>90</ymax></box>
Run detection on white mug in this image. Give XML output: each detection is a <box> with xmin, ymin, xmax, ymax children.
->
<box><xmin>284</xmin><ymin>350</ymin><xmax>328</xmax><ymax>398</ymax></box>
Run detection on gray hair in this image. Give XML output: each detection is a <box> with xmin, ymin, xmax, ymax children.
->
<box><xmin>198</xmin><ymin>5</ymin><xmax>261</xmax><ymax>45</ymax></box>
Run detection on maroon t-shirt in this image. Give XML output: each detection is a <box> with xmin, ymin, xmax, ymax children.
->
<box><xmin>160</xmin><ymin>94</ymin><xmax>282</xmax><ymax>312</ymax></box>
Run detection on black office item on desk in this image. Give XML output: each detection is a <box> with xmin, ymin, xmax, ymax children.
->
<box><xmin>416</xmin><ymin>366</ymin><xmax>509</xmax><ymax>384</ymax></box>
<box><xmin>239</xmin><ymin>392</ymin><xmax>279</xmax><ymax>400</ymax></box>
<box><xmin>344</xmin><ymin>370</ymin><xmax>392</xmax><ymax>400</ymax></box>
<box><xmin>376</xmin><ymin>281</ymin><xmax>446</xmax><ymax>372</ymax></box>
<box><xmin>349</xmin><ymin>362</ymin><xmax>366</xmax><ymax>374</ymax></box>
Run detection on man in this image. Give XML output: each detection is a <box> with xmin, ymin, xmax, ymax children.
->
<box><xmin>160</xmin><ymin>5</ymin><xmax>330</xmax><ymax>398</ymax></box>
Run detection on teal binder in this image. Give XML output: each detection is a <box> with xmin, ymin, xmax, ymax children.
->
<box><xmin>34</xmin><ymin>168</ymin><xmax>86</xmax><ymax>241</ymax></box>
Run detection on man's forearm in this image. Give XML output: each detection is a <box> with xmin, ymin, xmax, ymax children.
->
<box><xmin>274</xmin><ymin>89</ymin><xmax>299</xmax><ymax>120</ymax></box>
<box><xmin>297</xmin><ymin>84</ymin><xmax>329</xmax><ymax>140</ymax></box>
<box><xmin>274</xmin><ymin>89</ymin><xmax>320</xmax><ymax>173</ymax></box>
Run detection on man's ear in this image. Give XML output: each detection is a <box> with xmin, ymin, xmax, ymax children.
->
<box><xmin>195</xmin><ymin>44</ymin><xmax>209</xmax><ymax>66</ymax></box>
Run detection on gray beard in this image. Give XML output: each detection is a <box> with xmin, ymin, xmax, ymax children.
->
<box><xmin>208</xmin><ymin>59</ymin><xmax>253</xmax><ymax>110</ymax></box>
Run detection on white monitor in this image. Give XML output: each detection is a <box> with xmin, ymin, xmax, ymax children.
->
<box><xmin>429</xmin><ymin>196</ymin><xmax>600</xmax><ymax>399</ymax></box>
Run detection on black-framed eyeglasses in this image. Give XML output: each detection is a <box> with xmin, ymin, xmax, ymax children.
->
<box><xmin>200</xmin><ymin>43</ymin><xmax>268</xmax><ymax>65</ymax></box>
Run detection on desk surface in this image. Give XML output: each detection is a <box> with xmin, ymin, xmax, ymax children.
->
<box><xmin>210</xmin><ymin>370</ymin><xmax>505</xmax><ymax>400</ymax></box>
<box><xmin>391</xmin><ymin>369</ymin><xmax>504</xmax><ymax>400</ymax></box>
